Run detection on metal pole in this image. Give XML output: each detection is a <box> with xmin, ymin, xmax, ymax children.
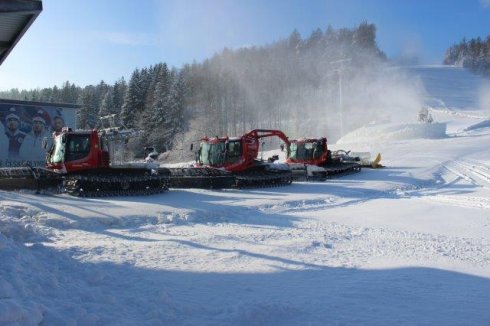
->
<box><xmin>338</xmin><ymin>70</ymin><xmax>343</xmax><ymax>138</ymax></box>
<box><xmin>329</xmin><ymin>58</ymin><xmax>350</xmax><ymax>139</ymax></box>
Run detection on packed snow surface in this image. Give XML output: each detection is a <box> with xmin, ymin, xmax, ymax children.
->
<box><xmin>1</xmin><ymin>66</ymin><xmax>490</xmax><ymax>325</ymax></box>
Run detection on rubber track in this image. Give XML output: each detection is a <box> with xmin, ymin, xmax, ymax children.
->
<box><xmin>0</xmin><ymin>167</ymin><xmax>62</xmax><ymax>191</ymax></box>
<box><xmin>167</xmin><ymin>167</ymin><xmax>236</xmax><ymax>189</ymax></box>
<box><xmin>325</xmin><ymin>163</ymin><xmax>362</xmax><ymax>178</ymax></box>
<box><xmin>291</xmin><ymin>163</ymin><xmax>362</xmax><ymax>182</ymax></box>
<box><xmin>63</xmin><ymin>174</ymin><xmax>170</xmax><ymax>197</ymax></box>
<box><xmin>235</xmin><ymin>170</ymin><xmax>293</xmax><ymax>188</ymax></box>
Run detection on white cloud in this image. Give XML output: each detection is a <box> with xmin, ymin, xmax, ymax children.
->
<box><xmin>481</xmin><ymin>0</ymin><xmax>490</xmax><ymax>8</ymax></box>
<box><xmin>95</xmin><ymin>32</ymin><xmax>157</xmax><ymax>47</ymax></box>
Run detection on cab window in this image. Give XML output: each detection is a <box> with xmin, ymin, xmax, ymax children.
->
<box><xmin>65</xmin><ymin>135</ymin><xmax>91</xmax><ymax>161</ymax></box>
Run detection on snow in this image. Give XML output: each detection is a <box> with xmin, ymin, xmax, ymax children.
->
<box><xmin>465</xmin><ymin>117</ymin><xmax>490</xmax><ymax>132</ymax></box>
<box><xmin>1</xmin><ymin>66</ymin><xmax>490</xmax><ymax>325</ymax></box>
<box><xmin>408</xmin><ymin>65</ymin><xmax>486</xmax><ymax>110</ymax></box>
<box><xmin>337</xmin><ymin>122</ymin><xmax>447</xmax><ymax>145</ymax></box>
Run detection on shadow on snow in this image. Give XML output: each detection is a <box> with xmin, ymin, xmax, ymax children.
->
<box><xmin>1</xmin><ymin>239</ymin><xmax>489</xmax><ymax>326</ymax></box>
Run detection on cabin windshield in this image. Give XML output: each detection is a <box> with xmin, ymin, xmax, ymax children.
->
<box><xmin>199</xmin><ymin>141</ymin><xmax>225</xmax><ymax>165</ymax></box>
<box><xmin>225</xmin><ymin>140</ymin><xmax>241</xmax><ymax>164</ymax></box>
<box><xmin>65</xmin><ymin>134</ymin><xmax>91</xmax><ymax>162</ymax></box>
<box><xmin>289</xmin><ymin>141</ymin><xmax>322</xmax><ymax>160</ymax></box>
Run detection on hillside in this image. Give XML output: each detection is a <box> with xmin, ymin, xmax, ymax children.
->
<box><xmin>409</xmin><ymin>65</ymin><xmax>488</xmax><ymax>110</ymax></box>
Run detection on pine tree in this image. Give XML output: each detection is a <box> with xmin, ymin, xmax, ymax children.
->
<box><xmin>139</xmin><ymin>67</ymin><xmax>152</xmax><ymax>114</ymax></box>
<box><xmin>112</xmin><ymin>77</ymin><xmax>127</xmax><ymax>115</ymax></box>
<box><xmin>288</xmin><ymin>29</ymin><xmax>302</xmax><ymax>50</ymax></box>
<box><xmin>120</xmin><ymin>69</ymin><xmax>143</xmax><ymax>128</ymax></box>
<box><xmin>305</xmin><ymin>28</ymin><xmax>323</xmax><ymax>49</ymax></box>
<box><xmin>99</xmin><ymin>88</ymin><xmax>115</xmax><ymax>119</ymax></box>
<box><xmin>353</xmin><ymin>21</ymin><xmax>376</xmax><ymax>50</ymax></box>
<box><xmin>77</xmin><ymin>86</ymin><xmax>98</xmax><ymax>129</ymax></box>
<box><xmin>169</xmin><ymin>70</ymin><xmax>187</xmax><ymax>137</ymax></box>
<box><xmin>145</xmin><ymin>64</ymin><xmax>172</xmax><ymax>151</ymax></box>
<box><xmin>52</xmin><ymin>85</ymin><xmax>60</xmax><ymax>103</ymax></box>
<box><xmin>60</xmin><ymin>81</ymin><xmax>71</xmax><ymax>103</ymax></box>
<box><xmin>444</xmin><ymin>35</ymin><xmax>490</xmax><ymax>76</ymax></box>
<box><xmin>59</xmin><ymin>81</ymin><xmax>80</xmax><ymax>104</ymax></box>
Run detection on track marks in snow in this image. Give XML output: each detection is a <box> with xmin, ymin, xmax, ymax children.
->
<box><xmin>419</xmin><ymin>194</ymin><xmax>490</xmax><ymax>209</ymax></box>
<box><xmin>258</xmin><ymin>198</ymin><xmax>338</xmax><ymax>213</ymax></box>
<box><xmin>412</xmin><ymin>158</ymin><xmax>490</xmax><ymax>209</ymax></box>
<box><xmin>256</xmin><ymin>158</ymin><xmax>490</xmax><ymax>215</ymax></box>
<box><xmin>257</xmin><ymin>187</ymin><xmax>397</xmax><ymax>214</ymax></box>
<box><xmin>292</xmin><ymin>223</ymin><xmax>490</xmax><ymax>270</ymax></box>
<box><xmin>444</xmin><ymin>159</ymin><xmax>490</xmax><ymax>189</ymax></box>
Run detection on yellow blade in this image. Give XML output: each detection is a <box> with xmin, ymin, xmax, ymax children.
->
<box><xmin>371</xmin><ymin>153</ymin><xmax>382</xmax><ymax>168</ymax></box>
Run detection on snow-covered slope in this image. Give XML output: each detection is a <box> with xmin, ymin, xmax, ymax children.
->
<box><xmin>1</xmin><ymin>66</ymin><xmax>490</xmax><ymax>325</ymax></box>
<box><xmin>337</xmin><ymin>65</ymin><xmax>489</xmax><ymax>145</ymax></box>
<box><xmin>408</xmin><ymin>65</ymin><xmax>488</xmax><ymax>110</ymax></box>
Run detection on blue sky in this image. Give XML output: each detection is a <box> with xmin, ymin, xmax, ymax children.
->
<box><xmin>1</xmin><ymin>0</ymin><xmax>489</xmax><ymax>90</ymax></box>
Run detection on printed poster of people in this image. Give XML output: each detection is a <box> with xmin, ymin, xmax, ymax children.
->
<box><xmin>0</xmin><ymin>103</ymin><xmax>76</xmax><ymax>167</ymax></box>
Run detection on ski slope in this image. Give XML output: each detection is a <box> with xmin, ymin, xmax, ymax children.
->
<box><xmin>409</xmin><ymin>65</ymin><xmax>486</xmax><ymax>110</ymax></box>
<box><xmin>1</xmin><ymin>66</ymin><xmax>490</xmax><ymax>325</ymax></box>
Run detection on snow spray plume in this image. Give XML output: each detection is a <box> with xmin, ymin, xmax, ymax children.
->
<box><xmin>219</xmin><ymin>36</ymin><xmax>424</xmax><ymax>142</ymax></box>
<box><xmin>183</xmin><ymin>23</ymin><xmax>425</xmax><ymax>148</ymax></box>
<box><xmin>479</xmin><ymin>81</ymin><xmax>490</xmax><ymax>114</ymax></box>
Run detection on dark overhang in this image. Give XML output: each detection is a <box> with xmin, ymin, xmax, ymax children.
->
<box><xmin>0</xmin><ymin>0</ymin><xmax>42</xmax><ymax>66</ymax></box>
<box><xmin>0</xmin><ymin>98</ymin><xmax>80</xmax><ymax>109</ymax></box>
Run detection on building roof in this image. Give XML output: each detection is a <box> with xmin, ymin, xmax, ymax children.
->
<box><xmin>0</xmin><ymin>0</ymin><xmax>42</xmax><ymax>66</ymax></box>
<box><xmin>0</xmin><ymin>98</ymin><xmax>80</xmax><ymax>109</ymax></box>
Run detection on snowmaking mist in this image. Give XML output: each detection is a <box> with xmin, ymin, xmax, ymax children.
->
<box><xmin>220</xmin><ymin>49</ymin><xmax>425</xmax><ymax>145</ymax></box>
<box><xmin>176</xmin><ymin>24</ymin><xmax>428</xmax><ymax>156</ymax></box>
<box><xmin>479</xmin><ymin>81</ymin><xmax>490</xmax><ymax>113</ymax></box>
<box><xmin>278</xmin><ymin>60</ymin><xmax>426</xmax><ymax>143</ymax></box>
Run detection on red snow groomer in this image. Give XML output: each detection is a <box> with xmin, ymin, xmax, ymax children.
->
<box><xmin>196</xmin><ymin>129</ymin><xmax>293</xmax><ymax>187</ymax></box>
<box><xmin>285</xmin><ymin>137</ymin><xmax>379</xmax><ymax>181</ymax></box>
<box><xmin>0</xmin><ymin>127</ymin><xmax>172</xmax><ymax>196</ymax></box>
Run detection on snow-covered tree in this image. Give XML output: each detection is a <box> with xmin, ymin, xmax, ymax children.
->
<box><xmin>444</xmin><ymin>34</ymin><xmax>490</xmax><ymax>76</ymax></box>
<box><xmin>120</xmin><ymin>69</ymin><xmax>144</xmax><ymax>128</ymax></box>
<box><xmin>99</xmin><ymin>88</ymin><xmax>115</xmax><ymax>118</ymax></box>
<box><xmin>77</xmin><ymin>86</ymin><xmax>99</xmax><ymax>129</ymax></box>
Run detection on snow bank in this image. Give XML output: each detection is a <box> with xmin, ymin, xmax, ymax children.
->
<box><xmin>337</xmin><ymin>122</ymin><xmax>447</xmax><ymax>145</ymax></box>
<box><xmin>0</xmin><ymin>234</ymin><xmax>50</xmax><ymax>325</ymax></box>
<box><xmin>464</xmin><ymin>118</ymin><xmax>490</xmax><ymax>132</ymax></box>
<box><xmin>0</xmin><ymin>207</ymin><xmax>56</xmax><ymax>325</ymax></box>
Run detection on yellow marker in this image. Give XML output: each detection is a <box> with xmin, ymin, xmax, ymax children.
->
<box><xmin>371</xmin><ymin>153</ymin><xmax>382</xmax><ymax>168</ymax></box>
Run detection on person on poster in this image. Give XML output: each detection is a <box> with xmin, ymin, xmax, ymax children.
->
<box><xmin>20</xmin><ymin>109</ymin><xmax>50</xmax><ymax>162</ymax></box>
<box><xmin>0</xmin><ymin>120</ymin><xmax>8</xmax><ymax>159</ymax></box>
<box><xmin>4</xmin><ymin>107</ymin><xmax>26</xmax><ymax>159</ymax></box>
<box><xmin>52</xmin><ymin>110</ymin><xmax>65</xmax><ymax>134</ymax></box>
